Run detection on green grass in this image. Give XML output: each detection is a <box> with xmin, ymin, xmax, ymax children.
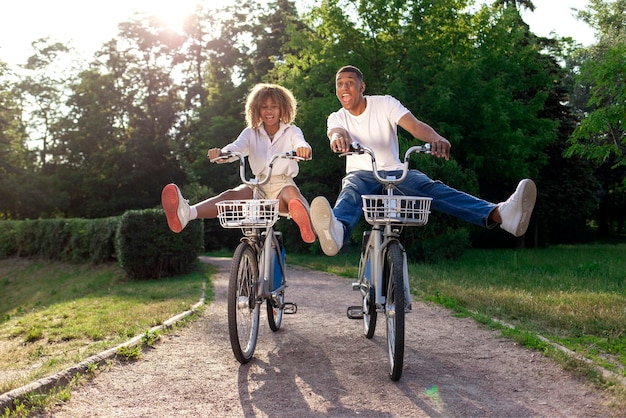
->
<box><xmin>289</xmin><ymin>243</ymin><xmax>626</xmax><ymax>388</ymax></box>
<box><xmin>3</xmin><ymin>243</ymin><xmax>625</xmax><ymax>410</ymax></box>
<box><xmin>410</xmin><ymin>245</ymin><xmax>626</xmax><ymax>367</ymax></box>
<box><xmin>0</xmin><ymin>258</ymin><xmax>212</xmax><ymax>395</ymax></box>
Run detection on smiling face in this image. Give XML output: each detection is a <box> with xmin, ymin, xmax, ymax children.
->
<box><xmin>335</xmin><ymin>70</ymin><xmax>366</xmax><ymax>115</ymax></box>
<box><xmin>259</xmin><ymin>97</ymin><xmax>281</xmax><ymax>131</ymax></box>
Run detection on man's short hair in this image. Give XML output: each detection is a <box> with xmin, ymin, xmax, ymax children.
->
<box><xmin>336</xmin><ymin>65</ymin><xmax>363</xmax><ymax>80</ymax></box>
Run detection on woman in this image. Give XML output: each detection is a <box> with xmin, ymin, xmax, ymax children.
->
<box><xmin>161</xmin><ymin>83</ymin><xmax>315</xmax><ymax>243</ymax></box>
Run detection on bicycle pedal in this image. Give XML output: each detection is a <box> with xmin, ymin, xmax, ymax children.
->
<box><xmin>283</xmin><ymin>302</ymin><xmax>297</xmax><ymax>314</ymax></box>
<box><xmin>351</xmin><ymin>282</ymin><xmax>362</xmax><ymax>291</ymax></box>
<box><xmin>347</xmin><ymin>306</ymin><xmax>364</xmax><ymax>319</ymax></box>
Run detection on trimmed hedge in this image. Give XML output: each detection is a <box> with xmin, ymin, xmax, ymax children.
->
<box><xmin>116</xmin><ymin>209</ymin><xmax>203</xmax><ymax>279</ymax></box>
<box><xmin>0</xmin><ymin>210</ymin><xmax>203</xmax><ymax>279</ymax></box>
<box><xmin>0</xmin><ymin>217</ymin><xmax>119</xmax><ymax>264</ymax></box>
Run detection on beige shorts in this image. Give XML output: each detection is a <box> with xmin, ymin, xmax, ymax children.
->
<box><xmin>256</xmin><ymin>174</ymin><xmax>299</xmax><ymax>200</ymax></box>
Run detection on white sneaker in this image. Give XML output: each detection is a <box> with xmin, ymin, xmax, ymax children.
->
<box><xmin>498</xmin><ymin>179</ymin><xmax>537</xmax><ymax>237</ymax></box>
<box><xmin>161</xmin><ymin>183</ymin><xmax>190</xmax><ymax>233</ymax></box>
<box><xmin>310</xmin><ymin>196</ymin><xmax>344</xmax><ymax>256</ymax></box>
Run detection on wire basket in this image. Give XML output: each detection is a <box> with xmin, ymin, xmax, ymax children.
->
<box><xmin>216</xmin><ymin>199</ymin><xmax>279</xmax><ymax>228</ymax></box>
<box><xmin>362</xmin><ymin>195</ymin><xmax>432</xmax><ymax>226</ymax></box>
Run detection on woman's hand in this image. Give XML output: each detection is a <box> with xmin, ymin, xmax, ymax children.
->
<box><xmin>207</xmin><ymin>148</ymin><xmax>224</xmax><ymax>163</ymax></box>
<box><xmin>295</xmin><ymin>146</ymin><xmax>312</xmax><ymax>160</ymax></box>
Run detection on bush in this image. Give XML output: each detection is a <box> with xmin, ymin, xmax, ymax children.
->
<box><xmin>116</xmin><ymin>209</ymin><xmax>203</xmax><ymax>279</ymax></box>
<box><xmin>202</xmin><ymin>218</ymin><xmax>241</xmax><ymax>252</ymax></box>
<box><xmin>0</xmin><ymin>218</ymin><xmax>119</xmax><ymax>263</ymax></box>
<box><xmin>0</xmin><ymin>220</ymin><xmax>18</xmax><ymax>257</ymax></box>
<box><xmin>404</xmin><ymin>223</ymin><xmax>471</xmax><ymax>263</ymax></box>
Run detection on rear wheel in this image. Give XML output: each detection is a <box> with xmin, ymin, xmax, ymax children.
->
<box><xmin>267</xmin><ymin>237</ymin><xmax>285</xmax><ymax>331</ymax></box>
<box><xmin>384</xmin><ymin>241</ymin><xmax>405</xmax><ymax>381</ymax></box>
<box><xmin>358</xmin><ymin>231</ymin><xmax>377</xmax><ymax>338</ymax></box>
<box><xmin>361</xmin><ymin>250</ymin><xmax>377</xmax><ymax>339</ymax></box>
<box><xmin>228</xmin><ymin>242</ymin><xmax>260</xmax><ymax>364</ymax></box>
<box><xmin>267</xmin><ymin>290</ymin><xmax>284</xmax><ymax>331</ymax></box>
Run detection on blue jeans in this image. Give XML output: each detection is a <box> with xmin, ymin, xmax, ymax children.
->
<box><xmin>333</xmin><ymin>170</ymin><xmax>498</xmax><ymax>241</ymax></box>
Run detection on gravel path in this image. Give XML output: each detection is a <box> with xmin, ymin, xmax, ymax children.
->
<box><xmin>44</xmin><ymin>256</ymin><xmax>616</xmax><ymax>417</ymax></box>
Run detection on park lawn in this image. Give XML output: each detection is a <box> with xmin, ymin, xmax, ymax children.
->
<box><xmin>2</xmin><ymin>243</ymin><xmax>624</xmax><ymax>400</ymax></box>
<box><xmin>0</xmin><ymin>258</ymin><xmax>212</xmax><ymax>394</ymax></box>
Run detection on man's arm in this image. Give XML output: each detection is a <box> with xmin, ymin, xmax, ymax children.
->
<box><xmin>398</xmin><ymin>113</ymin><xmax>450</xmax><ymax>160</ymax></box>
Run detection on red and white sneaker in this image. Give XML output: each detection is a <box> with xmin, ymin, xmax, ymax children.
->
<box><xmin>288</xmin><ymin>199</ymin><xmax>316</xmax><ymax>244</ymax></box>
<box><xmin>161</xmin><ymin>183</ymin><xmax>190</xmax><ymax>233</ymax></box>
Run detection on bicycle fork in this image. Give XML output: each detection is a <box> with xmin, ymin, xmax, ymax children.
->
<box><xmin>378</xmin><ymin>239</ymin><xmax>413</xmax><ymax>314</ymax></box>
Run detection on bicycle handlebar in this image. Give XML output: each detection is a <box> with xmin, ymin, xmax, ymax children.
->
<box><xmin>340</xmin><ymin>142</ymin><xmax>431</xmax><ymax>186</ymax></box>
<box><xmin>209</xmin><ymin>151</ymin><xmax>306</xmax><ymax>187</ymax></box>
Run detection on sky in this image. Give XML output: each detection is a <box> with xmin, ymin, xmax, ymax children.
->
<box><xmin>0</xmin><ymin>0</ymin><xmax>596</xmax><ymax>70</ymax></box>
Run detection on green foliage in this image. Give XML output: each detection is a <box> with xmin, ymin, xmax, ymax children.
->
<box><xmin>278</xmin><ymin>0</ymin><xmax>569</xmax><ymax>249</ymax></box>
<box><xmin>202</xmin><ymin>218</ymin><xmax>245</xmax><ymax>252</ymax></box>
<box><xmin>1</xmin><ymin>0</ymin><xmax>623</xmax><ymax>245</ymax></box>
<box><xmin>0</xmin><ymin>218</ymin><xmax>119</xmax><ymax>263</ymax></box>
<box><xmin>567</xmin><ymin>42</ymin><xmax>626</xmax><ymax>168</ymax></box>
<box><xmin>0</xmin><ymin>221</ymin><xmax>18</xmax><ymax>257</ymax></box>
<box><xmin>116</xmin><ymin>344</ymin><xmax>142</xmax><ymax>361</ymax></box>
<box><xmin>116</xmin><ymin>209</ymin><xmax>203</xmax><ymax>279</ymax></box>
<box><xmin>563</xmin><ymin>0</ymin><xmax>626</xmax><ymax>236</ymax></box>
<box><xmin>141</xmin><ymin>330</ymin><xmax>161</xmax><ymax>347</ymax></box>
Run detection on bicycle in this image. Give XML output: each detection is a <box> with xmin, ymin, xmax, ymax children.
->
<box><xmin>345</xmin><ymin>143</ymin><xmax>432</xmax><ymax>381</ymax></box>
<box><xmin>212</xmin><ymin>151</ymin><xmax>301</xmax><ymax>364</ymax></box>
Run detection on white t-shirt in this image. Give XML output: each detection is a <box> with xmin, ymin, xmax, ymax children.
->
<box><xmin>327</xmin><ymin>95</ymin><xmax>410</xmax><ymax>173</ymax></box>
<box><xmin>222</xmin><ymin>122</ymin><xmax>311</xmax><ymax>179</ymax></box>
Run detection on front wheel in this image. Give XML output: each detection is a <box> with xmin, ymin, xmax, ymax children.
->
<box><xmin>384</xmin><ymin>241</ymin><xmax>405</xmax><ymax>381</ymax></box>
<box><xmin>228</xmin><ymin>242</ymin><xmax>261</xmax><ymax>364</ymax></box>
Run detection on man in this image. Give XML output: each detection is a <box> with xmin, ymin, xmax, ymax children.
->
<box><xmin>310</xmin><ymin>65</ymin><xmax>536</xmax><ymax>256</ymax></box>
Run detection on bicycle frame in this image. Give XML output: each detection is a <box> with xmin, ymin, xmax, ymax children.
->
<box><xmin>352</xmin><ymin>143</ymin><xmax>431</xmax><ymax>307</ymax></box>
<box><xmin>346</xmin><ymin>143</ymin><xmax>432</xmax><ymax>381</ymax></box>
<box><xmin>214</xmin><ymin>151</ymin><xmax>299</xmax><ymax>298</ymax></box>
<box><xmin>214</xmin><ymin>151</ymin><xmax>300</xmax><ymax>364</ymax></box>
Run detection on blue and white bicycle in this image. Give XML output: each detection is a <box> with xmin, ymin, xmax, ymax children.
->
<box><xmin>345</xmin><ymin>143</ymin><xmax>432</xmax><ymax>381</ymax></box>
<box><xmin>213</xmin><ymin>151</ymin><xmax>300</xmax><ymax>364</ymax></box>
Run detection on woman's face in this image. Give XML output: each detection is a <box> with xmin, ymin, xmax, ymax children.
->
<box><xmin>260</xmin><ymin>97</ymin><xmax>281</xmax><ymax>129</ymax></box>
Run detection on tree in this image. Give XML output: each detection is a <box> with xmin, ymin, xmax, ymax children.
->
<box><xmin>0</xmin><ymin>61</ymin><xmax>27</xmax><ymax>218</ymax></box>
<box><xmin>50</xmin><ymin>15</ymin><xmax>188</xmax><ymax>217</ymax></box>
<box><xmin>14</xmin><ymin>39</ymin><xmax>73</xmax><ymax>167</ymax></box>
<box><xmin>565</xmin><ymin>0</ymin><xmax>626</xmax><ymax>235</ymax></box>
<box><xmin>493</xmin><ymin>0</ymin><xmax>535</xmax><ymax>12</ymax></box>
<box><xmin>276</xmin><ymin>0</ymin><xmax>562</xmax><ymax>251</ymax></box>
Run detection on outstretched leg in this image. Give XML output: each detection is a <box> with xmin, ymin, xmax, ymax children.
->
<box><xmin>161</xmin><ymin>183</ymin><xmax>251</xmax><ymax>233</ymax></box>
<box><xmin>278</xmin><ymin>185</ymin><xmax>315</xmax><ymax>244</ymax></box>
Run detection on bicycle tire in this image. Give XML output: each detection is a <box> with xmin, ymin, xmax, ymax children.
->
<box><xmin>267</xmin><ymin>290</ymin><xmax>284</xmax><ymax>331</ymax></box>
<box><xmin>384</xmin><ymin>241</ymin><xmax>405</xmax><ymax>381</ymax></box>
<box><xmin>361</xmin><ymin>246</ymin><xmax>377</xmax><ymax>339</ymax></box>
<box><xmin>228</xmin><ymin>242</ymin><xmax>260</xmax><ymax>364</ymax></box>
<box><xmin>267</xmin><ymin>235</ymin><xmax>285</xmax><ymax>331</ymax></box>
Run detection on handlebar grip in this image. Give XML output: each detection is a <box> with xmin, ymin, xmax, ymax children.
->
<box><xmin>209</xmin><ymin>151</ymin><xmax>236</xmax><ymax>163</ymax></box>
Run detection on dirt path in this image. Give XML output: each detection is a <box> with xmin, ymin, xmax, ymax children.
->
<box><xmin>45</xmin><ymin>256</ymin><xmax>616</xmax><ymax>417</ymax></box>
